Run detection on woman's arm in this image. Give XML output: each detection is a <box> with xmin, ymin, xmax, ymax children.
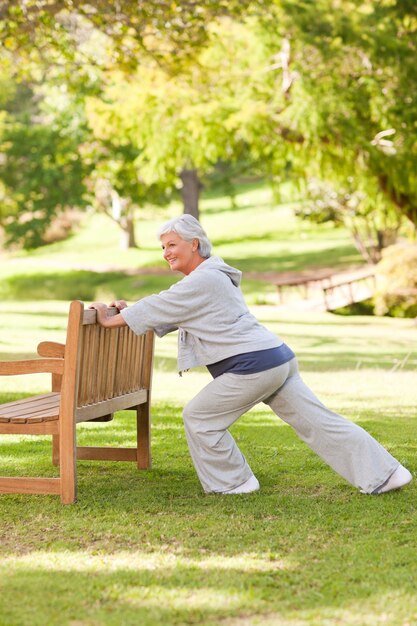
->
<box><xmin>89</xmin><ymin>302</ymin><xmax>127</xmax><ymax>328</ymax></box>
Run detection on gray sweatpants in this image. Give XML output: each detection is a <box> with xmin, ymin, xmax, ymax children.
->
<box><xmin>182</xmin><ymin>358</ymin><xmax>399</xmax><ymax>494</ymax></box>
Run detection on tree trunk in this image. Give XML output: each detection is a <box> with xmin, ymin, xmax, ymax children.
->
<box><xmin>111</xmin><ymin>190</ymin><xmax>137</xmax><ymax>249</ymax></box>
<box><xmin>119</xmin><ymin>215</ymin><xmax>136</xmax><ymax>250</ymax></box>
<box><xmin>180</xmin><ymin>168</ymin><xmax>202</xmax><ymax>219</ymax></box>
<box><xmin>378</xmin><ymin>174</ymin><xmax>417</xmax><ymax>228</ymax></box>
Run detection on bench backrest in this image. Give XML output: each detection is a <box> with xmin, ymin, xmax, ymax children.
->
<box><xmin>61</xmin><ymin>301</ymin><xmax>154</xmax><ymax>423</ymax></box>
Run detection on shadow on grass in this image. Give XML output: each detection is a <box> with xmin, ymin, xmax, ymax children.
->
<box><xmin>4</xmin><ymin>533</ymin><xmax>416</xmax><ymax>626</ymax></box>
<box><xmin>1</xmin><ymin>405</ymin><xmax>416</xmax><ymax>624</ymax></box>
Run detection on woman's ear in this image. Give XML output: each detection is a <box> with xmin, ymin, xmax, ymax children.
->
<box><xmin>192</xmin><ymin>238</ymin><xmax>199</xmax><ymax>252</ymax></box>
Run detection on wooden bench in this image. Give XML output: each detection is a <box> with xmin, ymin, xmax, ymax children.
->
<box><xmin>0</xmin><ymin>300</ymin><xmax>154</xmax><ymax>504</ymax></box>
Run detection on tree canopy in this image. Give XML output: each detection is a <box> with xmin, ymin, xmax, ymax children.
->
<box><xmin>0</xmin><ymin>0</ymin><xmax>416</xmax><ymax>253</ymax></box>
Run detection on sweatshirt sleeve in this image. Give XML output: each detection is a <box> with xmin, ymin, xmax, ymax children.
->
<box><xmin>120</xmin><ymin>272</ymin><xmax>207</xmax><ymax>337</ymax></box>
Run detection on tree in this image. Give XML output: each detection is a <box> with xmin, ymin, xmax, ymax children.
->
<box><xmin>0</xmin><ymin>1</ymin><xmax>264</xmax><ymax>74</ymax></box>
<box><xmin>0</xmin><ymin>79</ymin><xmax>88</xmax><ymax>249</ymax></box>
<box><xmin>2</xmin><ymin>0</ymin><xmax>416</xmax><ymax>255</ymax></box>
<box><xmin>84</xmin><ymin>18</ymin><xmax>280</xmax><ymax>218</ymax></box>
<box><xmin>82</xmin><ymin>139</ymin><xmax>171</xmax><ymax>249</ymax></box>
<box><xmin>295</xmin><ymin>178</ymin><xmax>403</xmax><ymax>264</ymax></box>
<box><xmin>256</xmin><ymin>0</ymin><xmax>417</xmax><ymax>232</ymax></box>
<box><xmin>1</xmin><ymin>3</ymin><xmax>269</xmax><ymax>232</ymax></box>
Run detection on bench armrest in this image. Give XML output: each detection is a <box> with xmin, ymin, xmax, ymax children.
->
<box><xmin>0</xmin><ymin>358</ymin><xmax>64</xmax><ymax>376</ymax></box>
<box><xmin>37</xmin><ymin>341</ymin><xmax>66</xmax><ymax>358</ymax></box>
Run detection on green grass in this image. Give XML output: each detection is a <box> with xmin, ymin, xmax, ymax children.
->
<box><xmin>1</xmin><ymin>183</ymin><xmax>417</xmax><ymax>625</ymax></box>
<box><xmin>1</xmin><ymin>303</ymin><xmax>417</xmax><ymax>626</ymax></box>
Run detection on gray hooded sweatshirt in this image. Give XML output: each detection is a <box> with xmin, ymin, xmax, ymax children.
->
<box><xmin>121</xmin><ymin>256</ymin><xmax>283</xmax><ymax>373</ymax></box>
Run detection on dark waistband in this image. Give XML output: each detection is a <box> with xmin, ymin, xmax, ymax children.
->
<box><xmin>207</xmin><ymin>343</ymin><xmax>295</xmax><ymax>378</ymax></box>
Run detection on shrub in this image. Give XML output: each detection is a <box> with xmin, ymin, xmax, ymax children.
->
<box><xmin>42</xmin><ymin>209</ymin><xmax>82</xmax><ymax>244</ymax></box>
<box><xmin>374</xmin><ymin>243</ymin><xmax>417</xmax><ymax>317</ymax></box>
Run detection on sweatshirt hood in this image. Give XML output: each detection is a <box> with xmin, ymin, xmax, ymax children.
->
<box><xmin>196</xmin><ymin>255</ymin><xmax>242</xmax><ymax>287</ymax></box>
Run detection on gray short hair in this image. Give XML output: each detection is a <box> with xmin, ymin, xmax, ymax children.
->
<box><xmin>157</xmin><ymin>215</ymin><xmax>212</xmax><ymax>258</ymax></box>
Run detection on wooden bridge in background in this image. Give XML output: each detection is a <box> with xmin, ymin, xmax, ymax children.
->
<box><xmin>272</xmin><ymin>265</ymin><xmax>376</xmax><ymax>312</ymax></box>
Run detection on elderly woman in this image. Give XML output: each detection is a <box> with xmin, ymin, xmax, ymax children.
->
<box><xmin>90</xmin><ymin>215</ymin><xmax>412</xmax><ymax>496</ymax></box>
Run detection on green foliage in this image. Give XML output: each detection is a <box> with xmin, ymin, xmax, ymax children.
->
<box><xmin>0</xmin><ymin>121</ymin><xmax>87</xmax><ymax>248</ymax></box>
<box><xmin>0</xmin><ymin>0</ymin><xmax>263</xmax><ymax>74</ymax></box>
<box><xmin>374</xmin><ymin>242</ymin><xmax>417</xmax><ymax>318</ymax></box>
<box><xmin>269</xmin><ymin>0</ymin><xmax>417</xmax><ymax>226</ymax></box>
<box><xmin>0</xmin><ymin>80</ymin><xmax>89</xmax><ymax>249</ymax></box>
<box><xmin>84</xmin><ymin>19</ymin><xmax>278</xmax><ymax>191</ymax></box>
<box><xmin>295</xmin><ymin>178</ymin><xmax>403</xmax><ymax>263</ymax></box>
<box><xmin>1</xmin><ymin>1</ymin><xmax>417</xmax><ymax>255</ymax></box>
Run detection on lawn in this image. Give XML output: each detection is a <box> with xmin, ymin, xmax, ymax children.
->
<box><xmin>0</xmin><ymin>182</ymin><xmax>363</xmax><ymax>306</ymax></box>
<box><xmin>1</xmin><ymin>185</ymin><xmax>417</xmax><ymax>626</ymax></box>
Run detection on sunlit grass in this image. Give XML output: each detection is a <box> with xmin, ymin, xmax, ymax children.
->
<box><xmin>1</xmin><ymin>183</ymin><xmax>417</xmax><ymax>625</ymax></box>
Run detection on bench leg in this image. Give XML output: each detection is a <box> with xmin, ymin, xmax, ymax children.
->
<box><xmin>136</xmin><ymin>402</ymin><xmax>151</xmax><ymax>469</ymax></box>
<box><xmin>59</xmin><ymin>412</ymin><xmax>77</xmax><ymax>504</ymax></box>
<box><xmin>52</xmin><ymin>434</ymin><xmax>60</xmax><ymax>466</ymax></box>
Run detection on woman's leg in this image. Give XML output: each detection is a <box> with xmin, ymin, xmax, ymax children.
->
<box><xmin>183</xmin><ymin>364</ymin><xmax>291</xmax><ymax>493</ymax></box>
<box><xmin>265</xmin><ymin>359</ymin><xmax>400</xmax><ymax>494</ymax></box>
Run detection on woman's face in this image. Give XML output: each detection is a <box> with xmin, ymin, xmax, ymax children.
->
<box><xmin>160</xmin><ymin>231</ymin><xmax>200</xmax><ymax>275</ymax></box>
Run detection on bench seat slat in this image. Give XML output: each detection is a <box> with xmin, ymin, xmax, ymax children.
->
<box><xmin>0</xmin><ymin>393</ymin><xmax>60</xmax><ymax>423</ymax></box>
<box><xmin>0</xmin><ymin>395</ymin><xmax>59</xmax><ymax>416</ymax></box>
<box><xmin>0</xmin><ymin>392</ymin><xmax>58</xmax><ymax>411</ymax></box>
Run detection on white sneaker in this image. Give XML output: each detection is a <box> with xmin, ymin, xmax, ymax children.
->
<box><xmin>371</xmin><ymin>465</ymin><xmax>412</xmax><ymax>495</ymax></box>
<box><xmin>222</xmin><ymin>475</ymin><xmax>260</xmax><ymax>495</ymax></box>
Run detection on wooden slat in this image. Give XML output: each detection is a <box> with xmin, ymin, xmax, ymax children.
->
<box><xmin>75</xmin><ymin>389</ymin><xmax>147</xmax><ymax>422</ymax></box>
<box><xmin>77</xmin><ymin>446</ymin><xmax>137</xmax><ymax>461</ymax></box>
<box><xmin>142</xmin><ymin>331</ymin><xmax>155</xmax><ymax>390</ymax></box>
<box><xmin>84</xmin><ymin>324</ymin><xmax>98</xmax><ymax>405</ymax></box>
<box><xmin>99</xmin><ymin>328</ymin><xmax>109</xmax><ymax>401</ymax></box>
<box><xmin>7</xmin><ymin>413</ymin><xmax>59</xmax><ymax>424</ymax></box>
<box><xmin>0</xmin><ymin>392</ymin><xmax>58</xmax><ymax>412</ymax></box>
<box><xmin>0</xmin><ymin>477</ymin><xmax>61</xmax><ymax>495</ymax></box>
<box><xmin>0</xmin><ymin>421</ymin><xmax>59</xmax><ymax>435</ymax></box>
<box><xmin>77</xmin><ymin>323</ymin><xmax>88</xmax><ymax>405</ymax></box>
<box><xmin>138</xmin><ymin>335</ymin><xmax>146</xmax><ymax>389</ymax></box>
<box><xmin>119</xmin><ymin>327</ymin><xmax>130</xmax><ymax>394</ymax></box>
<box><xmin>78</xmin><ymin>324</ymin><xmax>97</xmax><ymax>406</ymax></box>
<box><xmin>0</xmin><ymin>359</ymin><xmax>64</xmax><ymax>376</ymax></box>
<box><xmin>0</xmin><ymin>394</ymin><xmax>59</xmax><ymax>417</ymax></box>
<box><xmin>114</xmin><ymin>326</ymin><xmax>125</xmax><ymax>396</ymax></box>
<box><xmin>0</xmin><ymin>393</ymin><xmax>60</xmax><ymax>422</ymax></box>
<box><xmin>129</xmin><ymin>334</ymin><xmax>140</xmax><ymax>393</ymax></box>
<box><xmin>105</xmin><ymin>328</ymin><xmax>119</xmax><ymax>400</ymax></box>
<box><xmin>95</xmin><ymin>326</ymin><xmax>106</xmax><ymax>403</ymax></box>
